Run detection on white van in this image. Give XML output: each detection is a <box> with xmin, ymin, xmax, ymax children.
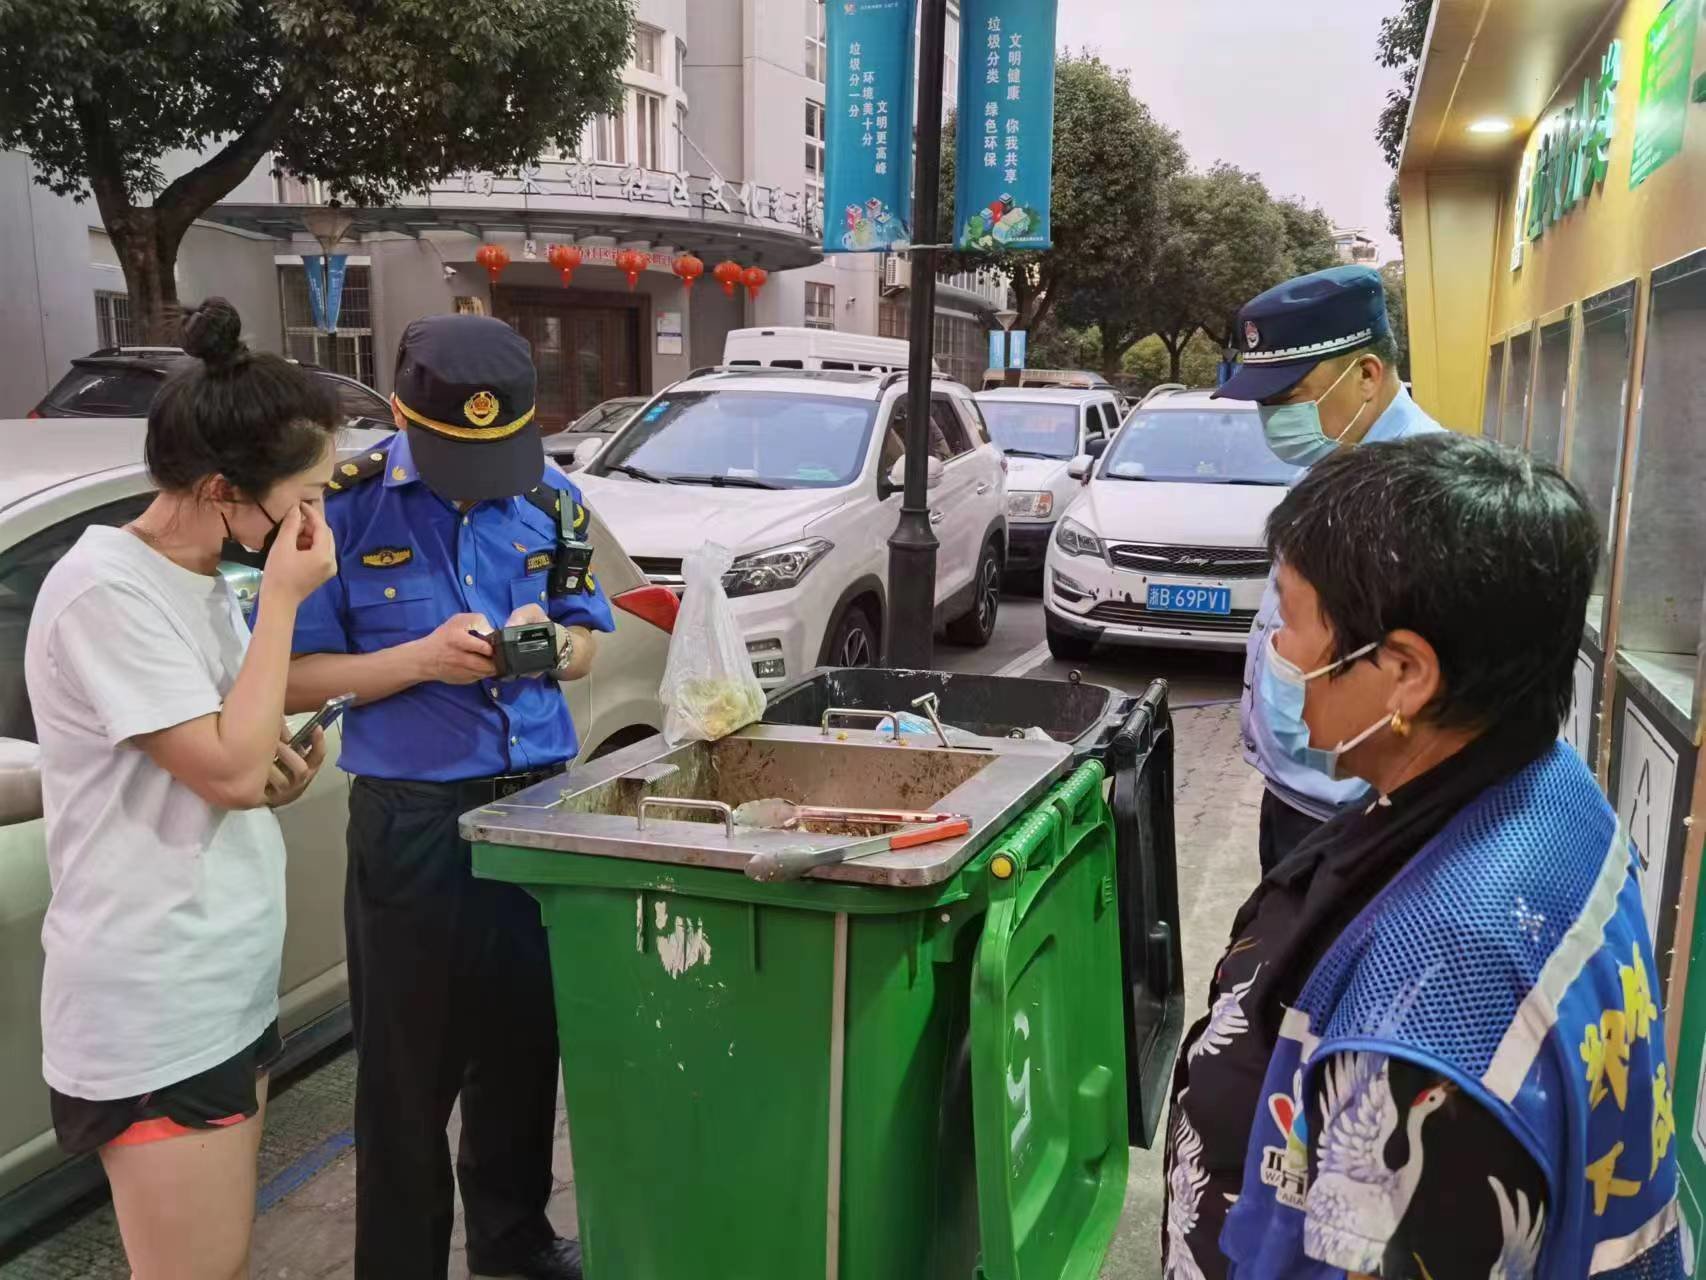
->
<box><xmin>722</xmin><ymin>327</ymin><xmax>932</xmax><ymax>374</ymax></box>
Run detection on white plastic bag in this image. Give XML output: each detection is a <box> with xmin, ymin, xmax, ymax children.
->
<box><xmin>660</xmin><ymin>543</ymin><xmax>768</xmax><ymax>745</ymax></box>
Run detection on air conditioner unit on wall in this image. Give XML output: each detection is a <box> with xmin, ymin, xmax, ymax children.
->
<box><xmin>881</xmin><ymin>253</ymin><xmax>911</xmax><ymax>294</ymax></box>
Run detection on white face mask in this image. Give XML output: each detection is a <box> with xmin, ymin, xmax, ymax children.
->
<box><xmin>1263</xmin><ymin>632</ymin><xmax>1394</xmax><ymax>781</ymax></box>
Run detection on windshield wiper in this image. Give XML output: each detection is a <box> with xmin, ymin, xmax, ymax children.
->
<box><xmin>1000</xmin><ymin>448</ymin><xmax>1068</xmax><ymax>460</ymax></box>
<box><xmin>607</xmin><ymin>463</ymin><xmax>665</xmax><ymax>484</ymax></box>
<box><xmin>668</xmin><ymin>473</ymin><xmax>783</xmax><ymax>490</ymax></box>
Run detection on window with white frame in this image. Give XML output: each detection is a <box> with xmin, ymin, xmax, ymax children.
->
<box><xmin>805</xmin><ymin>101</ymin><xmax>826</xmax><ymax>203</ymax></box>
<box><xmin>805</xmin><ymin>0</ymin><xmax>826</xmax><ymax>80</ymax></box>
<box><xmin>279</xmin><ymin>264</ymin><xmax>377</xmax><ymax>386</ymax></box>
<box><xmin>806</xmin><ymin>282</ymin><xmax>835</xmax><ymax>330</ymax></box>
<box><xmin>592</xmin><ymin>99</ymin><xmax>629</xmax><ymax>165</ymax></box>
<box><xmin>942</xmin><ymin>11</ymin><xmax>959</xmax><ymax>125</ymax></box>
<box><xmin>635</xmin><ymin>91</ymin><xmax>665</xmax><ymax>169</ymax></box>
<box><xmin>676</xmin><ymin>102</ymin><xmax>691</xmax><ymax>172</ymax></box>
<box><xmin>634</xmin><ymin>25</ymin><xmax>661</xmax><ymax>75</ymax></box>
<box><xmin>676</xmin><ymin>38</ymin><xmax>687</xmax><ymax>86</ymax></box>
<box><xmin>94</xmin><ymin>290</ymin><xmax>137</xmax><ymax>348</ymax></box>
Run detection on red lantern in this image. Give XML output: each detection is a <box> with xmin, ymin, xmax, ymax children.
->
<box><xmin>614</xmin><ymin>248</ymin><xmax>648</xmax><ymax>290</ymax></box>
<box><xmin>742</xmin><ymin>265</ymin><xmax>768</xmax><ymax>302</ymax></box>
<box><xmin>474</xmin><ymin>243</ymin><xmax>510</xmax><ymax>284</ymax></box>
<box><xmin>672</xmin><ymin>253</ymin><xmax>705</xmax><ymax>291</ymax></box>
<box><xmin>713</xmin><ymin>260</ymin><xmax>744</xmax><ymax>298</ymax></box>
<box><xmin>546</xmin><ymin>243</ymin><xmax>583</xmax><ymax>288</ymax></box>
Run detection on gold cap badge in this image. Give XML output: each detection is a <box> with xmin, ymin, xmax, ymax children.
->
<box><xmin>464</xmin><ymin>390</ymin><xmax>501</xmax><ymax>428</ymax></box>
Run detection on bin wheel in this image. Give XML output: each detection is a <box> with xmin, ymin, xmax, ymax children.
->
<box><xmin>946</xmin><ymin>541</ymin><xmax>1002</xmax><ymax>647</ymax></box>
<box><xmin>1046</xmin><ymin>613</ymin><xmax>1097</xmax><ymax>662</ymax></box>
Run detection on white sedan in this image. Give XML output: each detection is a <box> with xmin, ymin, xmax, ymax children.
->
<box><xmin>0</xmin><ymin>418</ymin><xmax>672</xmax><ymax>1229</ymax></box>
<box><xmin>1043</xmin><ymin>389</ymin><xmax>1299</xmax><ymax>657</ymax></box>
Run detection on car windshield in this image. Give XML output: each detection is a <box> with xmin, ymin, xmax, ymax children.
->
<box><xmin>978</xmin><ymin>401</ymin><xmax>1078</xmax><ymax>459</ymax></box>
<box><xmin>1100</xmin><ymin>408</ymin><xmax>1299</xmax><ymax>485</ymax></box>
<box><xmin>595</xmin><ymin>390</ymin><xmax>878</xmax><ymax>488</ymax></box>
<box><xmin>571</xmin><ymin>398</ymin><xmax>645</xmax><ymax>433</ymax></box>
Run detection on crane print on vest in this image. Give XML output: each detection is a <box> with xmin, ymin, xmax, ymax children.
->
<box><xmin>1303</xmin><ymin>1052</ymin><xmax>1453</xmax><ymax>1272</ymax></box>
<box><xmin>1165</xmin><ymin>1098</ymin><xmax>1212</xmax><ymax>1280</ymax></box>
<box><xmin>1488</xmin><ymin>1174</ymin><xmax>1547</xmax><ymax>1280</ymax></box>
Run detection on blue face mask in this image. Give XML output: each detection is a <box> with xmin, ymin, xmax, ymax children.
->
<box><xmin>1257</xmin><ymin>629</ymin><xmax>1391</xmax><ymax>781</ymax></box>
<box><xmin>1257</xmin><ymin>359</ymin><xmax>1371</xmax><ymax>468</ymax></box>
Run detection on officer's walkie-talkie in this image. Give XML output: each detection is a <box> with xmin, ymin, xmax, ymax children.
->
<box><xmin>550</xmin><ymin>493</ymin><xmax>594</xmax><ymax>596</ymax></box>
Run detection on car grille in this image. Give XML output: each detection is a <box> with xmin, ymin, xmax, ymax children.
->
<box><xmin>1087</xmin><ymin>601</ymin><xmax>1257</xmax><ymax>633</ymax></box>
<box><xmin>634</xmin><ymin>556</ymin><xmax>686</xmax><ymax>588</ymax></box>
<box><xmin>1105</xmin><ymin>543</ymin><xmax>1271</xmax><ymax>579</ymax></box>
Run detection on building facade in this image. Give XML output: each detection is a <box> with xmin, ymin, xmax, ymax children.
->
<box><xmin>0</xmin><ymin>0</ymin><xmax>1005</xmax><ymax>424</ymax></box>
<box><xmin>1399</xmin><ymin>4</ymin><xmax>1706</xmax><ymax>1266</ymax></box>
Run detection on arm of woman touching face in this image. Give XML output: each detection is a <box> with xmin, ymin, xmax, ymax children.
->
<box><xmin>134</xmin><ymin>503</ymin><xmax>337</xmax><ymax>809</ymax></box>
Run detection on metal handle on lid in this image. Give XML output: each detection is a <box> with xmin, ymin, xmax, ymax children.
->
<box><xmin>821</xmin><ymin>707</ymin><xmax>905</xmax><ymax>743</ymax></box>
<box><xmin>637</xmin><ymin>797</ymin><xmax>735</xmax><ymax>837</ymax></box>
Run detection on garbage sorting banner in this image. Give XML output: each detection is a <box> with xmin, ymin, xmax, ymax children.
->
<box><xmin>301</xmin><ymin>254</ymin><xmax>350</xmax><ymax>334</ymax></box>
<box><xmin>823</xmin><ymin>0</ymin><xmax>920</xmax><ymax>254</ymax></box>
<box><xmin>954</xmin><ymin>0</ymin><xmax>1058</xmax><ymax>252</ymax></box>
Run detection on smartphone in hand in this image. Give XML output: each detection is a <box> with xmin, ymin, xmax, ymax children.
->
<box><xmin>286</xmin><ymin>693</ymin><xmax>356</xmax><ymax>756</ymax></box>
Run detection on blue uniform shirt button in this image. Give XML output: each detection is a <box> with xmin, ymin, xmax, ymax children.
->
<box><xmin>464</xmin><ymin>573</ymin><xmax>475</xmax><ymax>586</ymax></box>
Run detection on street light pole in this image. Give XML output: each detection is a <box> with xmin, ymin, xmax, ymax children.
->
<box><xmin>884</xmin><ymin>0</ymin><xmax>950</xmax><ymax>670</ymax></box>
<box><xmin>996</xmin><ymin>306</ymin><xmax>1020</xmax><ymax>388</ymax></box>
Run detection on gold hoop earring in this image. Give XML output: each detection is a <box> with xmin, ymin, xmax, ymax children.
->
<box><xmin>1392</xmin><ymin>711</ymin><xmax>1411</xmax><ymax>738</ymax></box>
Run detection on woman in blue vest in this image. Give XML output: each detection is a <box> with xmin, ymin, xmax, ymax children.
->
<box><xmin>1164</xmin><ymin>433</ymin><xmax>1683</xmax><ymax>1279</ymax></box>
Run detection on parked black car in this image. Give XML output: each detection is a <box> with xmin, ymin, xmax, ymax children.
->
<box><xmin>30</xmin><ymin>348</ymin><xmax>393</xmax><ymax>427</ymax></box>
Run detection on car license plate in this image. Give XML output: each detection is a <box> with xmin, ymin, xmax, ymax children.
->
<box><xmin>1147</xmin><ymin>584</ymin><xmax>1232</xmax><ymax>616</ymax></box>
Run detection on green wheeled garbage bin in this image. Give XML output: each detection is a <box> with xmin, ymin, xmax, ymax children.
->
<box><xmin>471</xmin><ymin>758</ymin><xmax>1130</xmax><ymax>1280</ymax></box>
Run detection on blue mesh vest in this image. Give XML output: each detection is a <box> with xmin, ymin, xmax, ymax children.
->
<box><xmin>1219</xmin><ymin>742</ymin><xmax>1684</xmax><ymax>1278</ymax></box>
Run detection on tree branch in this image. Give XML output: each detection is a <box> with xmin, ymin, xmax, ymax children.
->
<box><xmin>153</xmin><ymin>86</ymin><xmax>304</xmax><ymax>234</ymax></box>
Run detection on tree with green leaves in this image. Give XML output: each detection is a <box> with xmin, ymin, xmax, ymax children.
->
<box><xmin>1376</xmin><ymin>0</ymin><xmax>1436</xmax><ymax>168</ymax></box>
<box><xmin>1169</xmin><ymin>165</ymin><xmax>1294</xmax><ymax>356</ymax></box>
<box><xmin>1275</xmin><ymin>198</ymin><xmax>1340</xmax><ymax>276</ymax></box>
<box><xmin>938</xmin><ymin>53</ymin><xmax>1183</xmax><ymax>342</ymax></box>
<box><xmin>0</xmin><ymin>0</ymin><xmax>634</xmax><ymax>341</ymax></box>
<box><xmin>1381</xmin><ymin>260</ymin><xmax>1411</xmax><ymax>381</ymax></box>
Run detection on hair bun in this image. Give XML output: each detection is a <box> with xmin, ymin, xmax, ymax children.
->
<box><xmin>181</xmin><ymin>298</ymin><xmax>247</xmax><ymax>368</ymax></box>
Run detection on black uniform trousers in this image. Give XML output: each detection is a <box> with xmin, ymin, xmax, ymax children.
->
<box><xmin>1257</xmin><ymin>787</ymin><xmax>1326</xmax><ymax>875</ymax></box>
<box><xmin>345</xmin><ymin>775</ymin><xmax>560</xmax><ymax>1279</ymax></box>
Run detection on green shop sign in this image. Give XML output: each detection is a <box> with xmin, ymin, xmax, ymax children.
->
<box><xmin>1524</xmin><ymin>40</ymin><xmax>1624</xmax><ymax>245</ymax></box>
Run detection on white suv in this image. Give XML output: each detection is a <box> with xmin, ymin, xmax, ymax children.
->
<box><xmin>575</xmin><ymin>369</ymin><xmax>1009</xmax><ymax>686</ymax></box>
<box><xmin>975</xmin><ymin>387</ymin><xmax>1123</xmax><ymax>580</ymax></box>
<box><xmin>1043</xmin><ymin>389</ymin><xmax>1299</xmax><ymax>656</ymax></box>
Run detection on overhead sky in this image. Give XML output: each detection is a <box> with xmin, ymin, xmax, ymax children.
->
<box><xmin>1055</xmin><ymin>1</ymin><xmax>1407</xmax><ymax>263</ymax></box>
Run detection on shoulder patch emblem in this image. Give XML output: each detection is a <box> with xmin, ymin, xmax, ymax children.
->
<box><xmin>361</xmin><ymin>547</ymin><xmax>414</xmax><ymax>569</ymax></box>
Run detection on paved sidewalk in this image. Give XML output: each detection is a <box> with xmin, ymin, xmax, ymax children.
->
<box><xmin>1</xmin><ymin>704</ymin><xmax>1262</xmax><ymax>1280</ymax></box>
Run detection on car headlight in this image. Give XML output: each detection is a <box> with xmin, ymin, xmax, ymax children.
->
<box><xmin>1006</xmin><ymin>490</ymin><xmax>1054</xmax><ymax>519</ymax></box>
<box><xmin>1053</xmin><ymin>517</ymin><xmax>1105</xmax><ymax>559</ymax></box>
<box><xmin>723</xmin><ymin>538</ymin><xmax>834</xmax><ymax>597</ymax></box>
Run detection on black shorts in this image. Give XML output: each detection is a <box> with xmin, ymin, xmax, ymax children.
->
<box><xmin>50</xmin><ymin>1021</ymin><xmax>282</xmax><ymax>1156</ymax></box>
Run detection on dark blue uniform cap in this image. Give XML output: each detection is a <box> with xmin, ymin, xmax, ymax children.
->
<box><xmin>1212</xmin><ymin>265</ymin><xmax>1391</xmax><ymax>403</ymax></box>
<box><xmin>393</xmin><ymin>314</ymin><xmax>544</xmax><ymax>502</ymax></box>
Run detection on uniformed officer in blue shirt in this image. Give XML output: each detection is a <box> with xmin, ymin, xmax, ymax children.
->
<box><xmin>1213</xmin><ymin>266</ymin><xmax>1444</xmax><ymax>872</ymax></box>
<box><xmin>283</xmin><ymin>315</ymin><xmax>612</xmax><ymax>1280</ymax></box>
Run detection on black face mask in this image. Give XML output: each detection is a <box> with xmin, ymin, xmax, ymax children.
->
<box><xmin>219</xmin><ymin>501</ymin><xmax>284</xmax><ymax>571</ymax></box>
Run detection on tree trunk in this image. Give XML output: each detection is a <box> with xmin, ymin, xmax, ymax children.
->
<box><xmin>105</xmin><ymin>207</ymin><xmax>188</xmax><ymax>344</ymax></box>
<box><xmin>1158</xmin><ymin>333</ymin><xmax>1185</xmax><ymax>383</ymax></box>
<box><xmin>1100</xmin><ymin>329</ymin><xmax>1133</xmax><ymax>380</ymax></box>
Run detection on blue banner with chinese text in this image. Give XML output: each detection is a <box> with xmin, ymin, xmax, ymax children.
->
<box><xmin>301</xmin><ymin>254</ymin><xmax>350</xmax><ymax>334</ymax></box>
<box><xmin>824</xmin><ymin>0</ymin><xmax>919</xmax><ymax>253</ymax></box>
<box><xmin>954</xmin><ymin>0</ymin><xmax>1057</xmax><ymax>252</ymax></box>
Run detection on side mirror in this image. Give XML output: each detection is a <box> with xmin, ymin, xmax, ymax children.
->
<box><xmin>884</xmin><ymin>456</ymin><xmax>946</xmax><ymax>495</ymax></box>
<box><xmin>571</xmin><ymin>439</ymin><xmax>604</xmax><ymax>471</ymax></box>
<box><xmin>0</xmin><ymin>737</ymin><xmax>43</xmax><ymax>826</ymax></box>
<box><xmin>1067</xmin><ymin>455</ymin><xmax>1093</xmax><ymax>482</ymax></box>
<box><xmin>1085</xmin><ymin>437</ymin><xmax>1109</xmax><ymax>460</ymax></box>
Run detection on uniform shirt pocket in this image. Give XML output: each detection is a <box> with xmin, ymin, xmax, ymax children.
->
<box><xmin>510</xmin><ymin>573</ymin><xmax>552</xmax><ymax>615</ymax></box>
<box><xmin>348</xmin><ymin>572</ymin><xmax>438</xmax><ymax>643</ymax></box>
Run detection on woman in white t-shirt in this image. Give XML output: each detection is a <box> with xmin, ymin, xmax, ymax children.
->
<box><xmin>24</xmin><ymin>298</ymin><xmax>340</xmax><ymax>1279</ymax></box>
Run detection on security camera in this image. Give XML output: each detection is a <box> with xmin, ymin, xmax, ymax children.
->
<box><xmin>443</xmin><ymin>264</ymin><xmax>458</xmax><ymax>279</ymax></box>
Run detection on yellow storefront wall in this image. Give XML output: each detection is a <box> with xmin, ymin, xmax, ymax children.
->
<box><xmin>1402</xmin><ymin>0</ymin><xmax>1706</xmax><ymax>433</ymax></box>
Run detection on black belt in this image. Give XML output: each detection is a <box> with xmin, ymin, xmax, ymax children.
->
<box><xmin>461</xmin><ymin>767</ymin><xmax>567</xmax><ymax>805</ymax></box>
<box><xmin>355</xmin><ymin>766</ymin><xmax>567</xmax><ymax>806</ymax></box>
